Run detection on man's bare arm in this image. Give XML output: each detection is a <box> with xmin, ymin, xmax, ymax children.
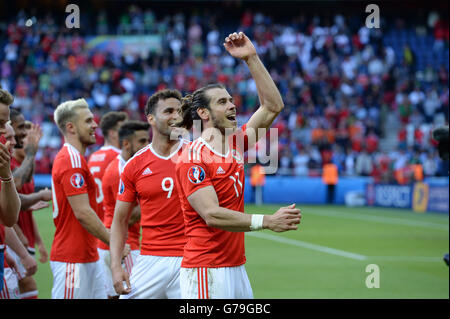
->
<box><xmin>4</xmin><ymin>226</ymin><xmax>37</xmax><ymax>276</ymax></box>
<box><xmin>12</xmin><ymin>224</ymin><xmax>28</xmax><ymax>247</ymax></box>
<box><xmin>67</xmin><ymin>193</ymin><xmax>110</xmax><ymax>245</ymax></box>
<box><xmin>110</xmin><ymin>200</ymin><xmax>134</xmax><ymax>268</ymax></box>
<box><xmin>224</xmin><ymin>32</ymin><xmax>284</xmax><ymax>144</ymax></box>
<box><xmin>188</xmin><ymin>186</ymin><xmax>301</xmax><ymax>232</ymax></box>
<box><xmin>12</xmin><ymin>156</ymin><xmax>36</xmax><ymax>189</ymax></box>
<box><xmin>110</xmin><ymin>200</ymin><xmax>134</xmax><ymax>295</ymax></box>
<box><xmin>0</xmin><ymin>181</ymin><xmax>20</xmax><ymax>227</ymax></box>
<box><xmin>18</xmin><ymin>188</ymin><xmax>51</xmax><ymax>211</ymax></box>
<box><xmin>12</xmin><ymin>124</ymin><xmax>42</xmax><ymax>189</ymax></box>
<box><xmin>128</xmin><ymin>204</ymin><xmax>140</xmax><ymax>226</ymax></box>
<box><xmin>244</xmin><ymin>54</ymin><xmax>284</xmax><ymax>140</ymax></box>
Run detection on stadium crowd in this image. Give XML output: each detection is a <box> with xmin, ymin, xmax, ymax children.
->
<box><xmin>0</xmin><ymin>2</ymin><xmax>448</xmax><ymax>301</ymax></box>
<box><xmin>0</xmin><ymin>4</ymin><xmax>448</xmax><ymax>184</ymax></box>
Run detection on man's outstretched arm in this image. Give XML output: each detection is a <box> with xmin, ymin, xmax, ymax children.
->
<box><xmin>188</xmin><ymin>185</ymin><xmax>301</xmax><ymax>233</ymax></box>
<box><xmin>224</xmin><ymin>32</ymin><xmax>284</xmax><ymax>143</ymax></box>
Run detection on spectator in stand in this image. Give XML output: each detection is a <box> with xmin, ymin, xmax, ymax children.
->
<box><xmin>355</xmin><ymin>148</ymin><xmax>373</xmax><ymax>176</ymax></box>
<box><xmin>293</xmin><ymin>147</ymin><xmax>310</xmax><ymax>176</ymax></box>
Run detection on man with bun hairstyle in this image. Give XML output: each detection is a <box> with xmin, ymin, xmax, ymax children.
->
<box><xmin>175</xmin><ymin>32</ymin><xmax>302</xmax><ymax>299</ymax></box>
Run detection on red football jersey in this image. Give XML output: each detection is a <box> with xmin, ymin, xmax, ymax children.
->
<box><xmin>98</xmin><ymin>155</ymin><xmax>140</xmax><ymax>251</ymax></box>
<box><xmin>10</xmin><ymin>157</ymin><xmax>36</xmax><ymax>249</ymax></box>
<box><xmin>87</xmin><ymin>146</ymin><xmax>121</xmax><ymax>222</ymax></box>
<box><xmin>175</xmin><ymin>127</ymin><xmax>248</xmax><ymax>268</ymax></box>
<box><xmin>50</xmin><ymin>143</ymin><xmax>99</xmax><ymax>263</ymax></box>
<box><xmin>117</xmin><ymin>142</ymin><xmax>187</xmax><ymax>256</ymax></box>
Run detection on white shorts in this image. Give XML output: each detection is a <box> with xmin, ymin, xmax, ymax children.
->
<box><xmin>180</xmin><ymin>265</ymin><xmax>253</xmax><ymax>299</ymax></box>
<box><xmin>5</xmin><ymin>246</ymin><xmax>31</xmax><ymax>280</ymax></box>
<box><xmin>50</xmin><ymin>260</ymin><xmax>107</xmax><ymax>299</ymax></box>
<box><xmin>120</xmin><ymin>255</ymin><xmax>182</xmax><ymax>299</ymax></box>
<box><xmin>98</xmin><ymin>248</ymin><xmax>139</xmax><ymax>297</ymax></box>
<box><xmin>0</xmin><ymin>268</ymin><xmax>20</xmax><ymax>299</ymax></box>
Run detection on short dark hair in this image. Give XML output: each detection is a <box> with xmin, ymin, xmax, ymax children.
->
<box><xmin>145</xmin><ymin>89</ymin><xmax>182</xmax><ymax>116</ymax></box>
<box><xmin>9</xmin><ymin>108</ymin><xmax>23</xmax><ymax>124</ymax></box>
<box><xmin>118</xmin><ymin>120</ymin><xmax>150</xmax><ymax>147</ymax></box>
<box><xmin>178</xmin><ymin>83</ymin><xmax>225</xmax><ymax>130</ymax></box>
<box><xmin>0</xmin><ymin>88</ymin><xmax>14</xmax><ymax>106</ymax></box>
<box><xmin>99</xmin><ymin>111</ymin><xmax>128</xmax><ymax>139</ymax></box>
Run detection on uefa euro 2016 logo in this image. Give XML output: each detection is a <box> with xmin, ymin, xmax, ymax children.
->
<box><xmin>70</xmin><ymin>173</ymin><xmax>85</xmax><ymax>189</ymax></box>
<box><xmin>119</xmin><ymin>180</ymin><xmax>125</xmax><ymax>195</ymax></box>
<box><xmin>187</xmin><ymin>166</ymin><xmax>206</xmax><ymax>184</ymax></box>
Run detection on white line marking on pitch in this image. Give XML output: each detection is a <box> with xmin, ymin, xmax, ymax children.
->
<box><xmin>369</xmin><ymin>256</ymin><xmax>444</xmax><ymax>262</ymax></box>
<box><xmin>309</xmin><ymin>209</ymin><xmax>449</xmax><ymax>231</ymax></box>
<box><xmin>246</xmin><ymin>232</ymin><xmax>367</xmax><ymax>261</ymax></box>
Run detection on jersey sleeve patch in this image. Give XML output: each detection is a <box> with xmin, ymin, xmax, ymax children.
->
<box><xmin>187</xmin><ymin>165</ymin><xmax>206</xmax><ymax>184</ymax></box>
<box><xmin>118</xmin><ymin>179</ymin><xmax>125</xmax><ymax>195</ymax></box>
<box><xmin>70</xmin><ymin>173</ymin><xmax>85</xmax><ymax>189</ymax></box>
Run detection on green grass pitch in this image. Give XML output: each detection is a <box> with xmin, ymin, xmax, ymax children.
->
<box><xmin>31</xmin><ymin>203</ymin><xmax>449</xmax><ymax>299</ymax></box>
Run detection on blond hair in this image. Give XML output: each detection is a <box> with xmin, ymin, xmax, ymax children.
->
<box><xmin>54</xmin><ymin>98</ymin><xmax>89</xmax><ymax>133</ymax></box>
<box><xmin>0</xmin><ymin>88</ymin><xmax>14</xmax><ymax>106</ymax></box>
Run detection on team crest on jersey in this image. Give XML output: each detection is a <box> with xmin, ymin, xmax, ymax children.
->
<box><xmin>232</xmin><ymin>149</ymin><xmax>244</xmax><ymax>163</ymax></box>
<box><xmin>70</xmin><ymin>173</ymin><xmax>85</xmax><ymax>189</ymax></box>
<box><xmin>118</xmin><ymin>179</ymin><xmax>125</xmax><ymax>195</ymax></box>
<box><xmin>187</xmin><ymin>165</ymin><xmax>206</xmax><ymax>184</ymax></box>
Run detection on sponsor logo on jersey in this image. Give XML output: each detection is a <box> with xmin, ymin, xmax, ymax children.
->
<box><xmin>187</xmin><ymin>165</ymin><xmax>206</xmax><ymax>184</ymax></box>
<box><xmin>142</xmin><ymin>167</ymin><xmax>152</xmax><ymax>176</ymax></box>
<box><xmin>89</xmin><ymin>153</ymin><xmax>106</xmax><ymax>162</ymax></box>
<box><xmin>216</xmin><ymin>166</ymin><xmax>226</xmax><ymax>174</ymax></box>
<box><xmin>70</xmin><ymin>173</ymin><xmax>85</xmax><ymax>189</ymax></box>
<box><xmin>119</xmin><ymin>179</ymin><xmax>125</xmax><ymax>195</ymax></box>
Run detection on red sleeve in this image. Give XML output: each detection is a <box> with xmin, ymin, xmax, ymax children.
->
<box><xmin>61</xmin><ymin>168</ymin><xmax>90</xmax><ymax>197</ymax></box>
<box><xmin>117</xmin><ymin>163</ymin><xmax>137</xmax><ymax>203</ymax></box>
<box><xmin>176</xmin><ymin>161</ymin><xmax>212</xmax><ymax>198</ymax></box>
<box><xmin>101</xmin><ymin>167</ymin><xmax>116</xmax><ymax>208</ymax></box>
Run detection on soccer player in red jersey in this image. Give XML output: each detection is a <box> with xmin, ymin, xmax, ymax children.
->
<box><xmin>87</xmin><ymin>111</ymin><xmax>127</xmax><ymax>288</ymax></box>
<box><xmin>99</xmin><ymin>120</ymin><xmax>150</xmax><ymax>298</ymax></box>
<box><xmin>50</xmin><ymin>98</ymin><xmax>128</xmax><ymax>299</ymax></box>
<box><xmin>88</xmin><ymin>111</ymin><xmax>127</xmax><ymax>223</ymax></box>
<box><xmin>0</xmin><ymin>89</ymin><xmax>20</xmax><ymax>227</ymax></box>
<box><xmin>8</xmin><ymin>109</ymin><xmax>51</xmax><ymax>299</ymax></box>
<box><xmin>110</xmin><ymin>89</ymin><xmax>188</xmax><ymax>299</ymax></box>
<box><xmin>0</xmin><ymin>88</ymin><xmax>21</xmax><ymax>292</ymax></box>
<box><xmin>0</xmin><ymin>123</ymin><xmax>37</xmax><ymax>299</ymax></box>
<box><xmin>175</xmin><ymin>32</ymin><xmax>302</xmax><ymax>299</ymax></box>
